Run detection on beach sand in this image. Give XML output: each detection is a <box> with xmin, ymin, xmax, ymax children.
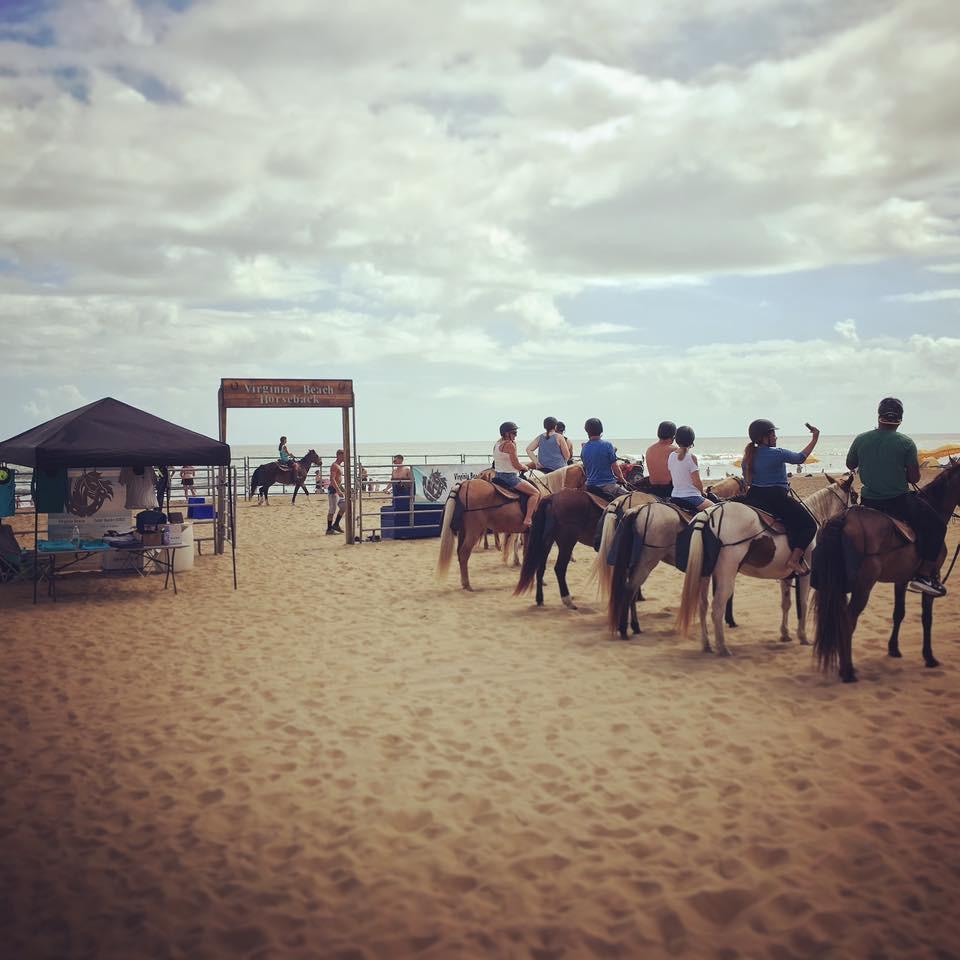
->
<box><xmin>2</xmin><ymin>474</ymin><xmax>959</xmax><ymax>959</ymax></box>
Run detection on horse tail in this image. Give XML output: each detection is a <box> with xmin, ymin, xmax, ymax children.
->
<box><xmin>675</xmin><ymin>519</ymin><xmax>705</xmax><ymax>635</ymax></box>
<box><xmin>249</xmin><ymin>466</ymin><xmax>263</xmax><ymax>498</ymax></box>
<box><xmin>813</xmin><ymin>517</ymin><xmax>852</xmax><ymax>674</ymax></box>
<box><xmin>436</xmin><ymin>485</ymin><xmax>461</xmax><ymax>580</ymax></box>
<box><xmin>592</xmin><ymin>507</ymin><xmax>620</xmax><ymax>600</ymax></box>
<box><xmin>515</xmin><ymin>498</ymin><xmax>552</xmax><ymax>595</ymax></box>
<box><xmin>607</xmin><ymin>508</ymin><xmax>639</xmax><ymax>632</ymax></box>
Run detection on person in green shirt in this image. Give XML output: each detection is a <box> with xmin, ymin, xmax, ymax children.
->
<box><xmin>846</xmin><ymin>397</ymin><xmax>947</xmax><ymax>597</ymax></box>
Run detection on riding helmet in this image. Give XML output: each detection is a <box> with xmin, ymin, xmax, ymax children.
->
<box><xmin>543</xmin><ymin>416</ymin><xmax>558</xmax><ymax>431</ymax></box>
<box><xmin>657</xmin><ymin>420</ymin><xmax>677</xmax><ymax>440</ymax></box>
<box><xmin>584</xmin><ymin>417</ymin><xmax>603</xmax><ymax>436</ymax></box>
<box><xmin>748</xmin><ymin>419</ymin><xmax>777</xmax><ymax>444</ymax></box>
<box><xmin>878</xmin><ymin>397</ymin><xmax>903</xmax><ymax>424</ymax></box>
<box><xmin>675</xmin><ymin>425</ymin><xmax>695</xmax><ymax>447</ymax></box>
<box><xmin>499</xmin><ymin>421</ymin><xmax>519</xmax><ymax>437</ymax></box>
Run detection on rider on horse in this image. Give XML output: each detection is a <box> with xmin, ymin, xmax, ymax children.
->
<box><xmin>277</xmin><ymin>436</ymin><xmax>298</xmax><ymax>476</ymax></box>
<box><xmin>645</xmin><ymin>421</ymin><xmax>677</xmax><ymax>498</ymax></box>
<box><xmin>846</xmin><ymin>397</ymin><xmax>947</xmax><ymax>597</ymax></box>
<box><xmin>667</xmin><ymin>426</ymin><xmax>712</xmax><ymax>513</ymax></box>
<box><xmin>581</xmin><ymin>418</ymin><xmax>629</xmax><ymax>501</ymax></box>
<box><xmin>525</xmin><ymin>417</ymin><xmax>568</xmax><ymax>473</ymax></box>
<box><xmin>740</xmin><ymin>418</ymin><xmax>820</xmax><ymax>576</ymax></box>
<box><xmin>493</xmin><ymin>422</ymin><xmax>541</xmax><ymax>529</ymax></box>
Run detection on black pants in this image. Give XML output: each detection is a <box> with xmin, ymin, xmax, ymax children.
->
<box><xmin>742</xmin><ymin>486</ymin><xmax>817</xmax><ymax>551</ymax></box>
<box><xmin>861</xmin><ymin>493</ymin><xmax>946</xmax><ymax>564</ymax></box>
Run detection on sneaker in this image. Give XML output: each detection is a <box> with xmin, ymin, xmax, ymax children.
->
<box><xmin>907</xmin><ymin>576</ymin><xmax>947</xmax><ymax>598</ymax></box>
<box><xmin>325</xmin><ymin>528</ymin><xmax>336</xmax><ymax>536</ymax></box>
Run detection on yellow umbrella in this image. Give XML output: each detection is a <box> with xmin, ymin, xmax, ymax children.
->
<box><xmin>918</xmin><ymin>444</ymin><xmax>960</xmax><ymax>461</ymax></box>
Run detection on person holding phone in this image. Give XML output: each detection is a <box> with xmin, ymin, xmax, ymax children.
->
<box><xmin>741</xmin><ymin>420</ymin><xmax>820</xmax><ymax>576</ymax></box>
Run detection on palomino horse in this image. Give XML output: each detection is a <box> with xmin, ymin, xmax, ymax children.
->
<box><xmin>598</xmin><ymin>475</ymin><xmax>747</xmax><ymax>639</ymax></box>
<box><xmin>813</xmin><ymin>460</ymin><xmax>960</xmax><ymax>682</ymax></box>
<box><xmin>595</xmin><ymin>474</ymin><xmax>746</xmax><ymax>601</ymax></box>
<box><xmin>515</xmin><ymin>488</ymin><xmax>654</xmax><ymax>608</ymax></box>
<box><xmin>437</xmin><ymin>473</ymin><xmax>550</xmax><ymax>590</ymax></box>
<box><xmin>250</xmin><ymin>450</ymin><xmax>321</xmax><ymax>504</ymax></box>
<box><xmin>675</xmin><ymin>474</ymin><xmax>857</xmax><ymax>655</ymax></box>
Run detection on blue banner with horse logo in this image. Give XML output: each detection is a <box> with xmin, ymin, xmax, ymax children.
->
<box><xmin>411</xmin><ymin>464</ymin><xmax>490</xmax><ymax>504</ymax></box>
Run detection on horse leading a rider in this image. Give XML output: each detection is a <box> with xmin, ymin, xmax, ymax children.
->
<box><xmin>741</xmin><ymin>419</ymin><xmax>820</xmax><ymax>576</ymax></box>
<box><xmin>526</xmin><ymin>417</ymin><xmax>570</xmax><ymax>473</ymax></box>
<box><xmin>493</xmin><ymin>422</ymin><xmax>541</xmax><ymax>528</ymax></box>
<box><xmin>846</xmin><ymin>397</ymin><xmax>947</xmax><ymax>598</ymax></box>
<box><xmin>582</xmin><ymin>418</ymin><xmax>630</xmax><ymax>501</ymax></box>
<box><xmin>667</xmin><ymin>426</ymin><xmax>712</xmax><ymax>513</ymax></box>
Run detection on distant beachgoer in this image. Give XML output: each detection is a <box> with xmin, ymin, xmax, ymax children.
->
<box><xmin>314</xmin><ymin>467</ymin><xmax>324</xmax><ymax>494</ymax></box>
<box><xmin>846</xmin><ymin>397</ymin><xmax>947</xmax><ymax>597</ymax></box>
<box><xmin>326</xmin><ymin>450</ymin><xmax>346</xmax><ymax>535</ymax></box>
<box><xmin>742</xmin><ymin>418</ymin><xmax>819</xmax><ymax>576</ymax></box>
<box><xmin>645</xmin><ymin>421</ymin><xmax>677</xmax><ymax>498</ymax></box>
<box><xmin>493</xmin><ymin>422</ymin><xmax>541</xmax><ymax>528</ymax></box>
<box><xmin>525</xmin><ymin>417</ymin><xmax>568</xmax><ymax>473</ymax></box>
<box><xmin>667</xmin><ymin>426</ymin><xmax>711</xmax><ymax>513</ymax></box>
<box><xmin>581</xmin><ymin>418</ymin><xmax>629</xmax><ymax>501</ymax></box>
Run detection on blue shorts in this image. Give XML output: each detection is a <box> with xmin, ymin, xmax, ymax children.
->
<box><xmin>671</xmin><ymin>495</ymin><xmax>706</xmax><ymax>512</ymax></box>
<box><xmin>494</xmin><ymin>472</ymin><xmax>523</xmax><ymax>489</ymax></box>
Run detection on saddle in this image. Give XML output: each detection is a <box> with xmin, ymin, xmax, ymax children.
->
<box><xmin>489</xmin><ymin>478</ymin><xmax>521</xmax><ymax>500</ymax></box>
<box><xmin>743</xmin><ymin>505</ymin><xmax>786</xmax><ymax>535</ymax></box>
<box><xmin>853</xmin><ymin>506</ymin><xmax>916</xmax><ymax>543</ymax></box>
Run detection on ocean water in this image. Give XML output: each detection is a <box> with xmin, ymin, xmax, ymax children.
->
<box><xmin>231</xmin><ymin>434</ymin><xmax>960</xmax><ymax>478</ymax></box>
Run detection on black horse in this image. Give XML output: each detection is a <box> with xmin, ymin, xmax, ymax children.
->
<box><xmin>250</xmin><ymin>450</ymin><xmax>321</xmax><ymax>504</ymax></box>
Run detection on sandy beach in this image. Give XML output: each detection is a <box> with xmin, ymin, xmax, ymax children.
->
<box><xmin>2</xmin><ymin>474</ymin><xmax>959</xmax><ymax>959</ymax></box>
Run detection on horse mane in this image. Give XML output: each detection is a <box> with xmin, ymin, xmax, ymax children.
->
<box><xmin>920</xmin><ymin>459</ymin><xmax>960</xmax><ymax>514</ymax></box>
<box><xmin>802</xmin><ymin>479</ymin><xmax>849</xmax><ymax>522</ymax></box>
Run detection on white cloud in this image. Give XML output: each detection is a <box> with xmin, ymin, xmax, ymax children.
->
<box><xmin>885</xmin><ymin>289</ymin><xmax>960</xmax><ymax>303</ymax></box>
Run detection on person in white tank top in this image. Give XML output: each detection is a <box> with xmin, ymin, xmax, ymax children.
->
<box><xmin>492</xmin><ymin>421</ymin><xmax>542</xmax><ymax>528</ymax></box>
<box><xmin>667</xmin><ymin>425</ymin><xmax>711</xmax><ymax>513</ymax></box>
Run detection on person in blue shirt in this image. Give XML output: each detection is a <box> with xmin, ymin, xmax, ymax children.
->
<box><xmin>741</xmin><ymin>419</ymin><xmax>820</xmax><ymax>576</ymax></box>
<box><xmin>581</xmin><ymin>418</ymin><xmax>629</xmax><ymax>501</ymax></box>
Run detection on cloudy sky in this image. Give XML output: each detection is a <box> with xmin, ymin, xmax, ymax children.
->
<box><xmin>1</xmin><ymin>0</ymin><xmax>958</xmax><ymax>446</ymax></box>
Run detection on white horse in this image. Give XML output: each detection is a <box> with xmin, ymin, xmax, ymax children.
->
<box><xmin>675</xmin><ymin>473</ymin><xmax>857</xmax><ymax>655</ymax></box>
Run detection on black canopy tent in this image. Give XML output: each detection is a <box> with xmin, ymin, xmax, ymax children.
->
<box><xmin>0</xmin><ymin>397</ymin><xmax>236</xmax><ymax>598</ymax></box>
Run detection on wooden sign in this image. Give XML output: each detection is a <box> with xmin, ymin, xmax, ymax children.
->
<box><xmin>219</xmin><ymin>379</ymin><xmax>354</xmax><ymax>409</ymax></box>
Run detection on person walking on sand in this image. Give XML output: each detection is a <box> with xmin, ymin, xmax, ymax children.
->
<box><xmin>326</xmin><ymin>450</ymin><xmax>346</xmax><ymax>535</ymax></box>
<box><xmin>493</xmin><ymin>422</ymin><xmax>541</xmax><ymax>528</ymax></box>
<box><xmin>179</xmin><ymin>465</ymin><xmax>196</xmax><ymax>499</ymax></box>
<box><xmin>846</xmin><ymin>397</ymin><xmax>947</xmax><ymax>597</ymax></box>
<box><xmin>525</xmin><ymin>417</ymin><xmax>568</xmax><ymax>473</ymax></box>
<box><xmin>581</xmin><ymin>418</ymin><xmax>629</xmax><ymax>501</ymax></box>
<box><xmin>645</xmin><ymin>421</ymin><xmax>677</xmax><ymax>498</ymax></box>
<box><xmin>741</xmin><ymin>419</ymin><xmax>819</xmax><ymax>576</ymax></box>
<box><xmin>667</xmin><ymin>426</ymin><xmax>712</xmax><ymax>513</ymax></box>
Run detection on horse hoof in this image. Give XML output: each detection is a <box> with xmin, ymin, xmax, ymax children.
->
<box><xmin>925</xmin><ymin>658</ymin><xmax>940</xmax><ymax>668</ymax></box>
<box><xmin>561</xmin><ymin>596</ymin><xmax>576</xmax><ymax>610</ymax></box>
<box><xmin>617</xmin><ymin>631</ymin><xmax>628</xmax><ymax>640</ymax></box>
<box><xmin>631</xmin><ymin>626</ymin><xmax>641</xmax><ymax>635</ymax></box>
<box><xmin>725</xmin><ymin>620</ymin><xmax>737</xmax><ymax>628</ymax></box>
<box><xmin>841</xmin><ymin>673</ymin><xmax>858</xmax><ymax>684</ymax></box>
<box><xmin>718</xmin><ymin>648</ymin><xmax>733</xmax><ymax>657</ymax></box>
<box><xmin>779</xmin><ymin>635</ymin><xmax>792</xmax><ymax>644</ymax></box>
<box><xmin>888</xmin><ymin>648</ymin><xmax>902</xmax><ymax>658</ymax></box>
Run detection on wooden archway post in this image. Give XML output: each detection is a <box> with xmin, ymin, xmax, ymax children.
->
<box><xmin>218</xmin><ymin>378</ymin><xmax>356</xmax><ymax>546</ymax></box>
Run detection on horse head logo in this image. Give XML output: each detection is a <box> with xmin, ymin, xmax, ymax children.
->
<box><xmin>69</xmin><ymin>469</ymin><xmax>115</xmax><ymax>517</ymax></box>
<box><xmin>422</xmin><ymin>469</ymin><xmax>448</xmax><ymax>502</ymax></box>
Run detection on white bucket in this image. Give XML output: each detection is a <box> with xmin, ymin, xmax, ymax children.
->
<box><xmin>173</xmin><ymin>522</ymin><xmax>195</xmax><ymax>572</ymax></box>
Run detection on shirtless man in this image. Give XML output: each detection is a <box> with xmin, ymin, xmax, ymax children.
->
<box><xmin>326</xmin><ymin>449</ymin><xmax>346</xmax><ymax>535</ymax></box>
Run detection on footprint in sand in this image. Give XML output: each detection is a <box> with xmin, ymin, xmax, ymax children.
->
<box><xmin>687</xmin><ymin>887</ymin><xmax>756</xmax><ymax>926</ymax></box>
<box><xmin>745</xmin><ymin>844</ymin><xmax>790</xmax><ymax>869</ymax></box>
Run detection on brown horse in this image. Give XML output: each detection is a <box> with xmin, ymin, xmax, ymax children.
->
<box><xmin>515</xmin><ymin>489</ymin><xmax>655</xmax><ymax>608</ymax></box>
<box><xmin>250</xmin><ymin>450</ymin><xmax>321</xmax><ymax>504</ymax></box>
<box><xmin>813</xmin><ymin>460</ymin><xmax>960</xmax><ymax>682</ymax></box>
<box><xmin>437</xmin><ymin>478</ymin><xmax>543</xmax><ymax>590</ymax></box>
